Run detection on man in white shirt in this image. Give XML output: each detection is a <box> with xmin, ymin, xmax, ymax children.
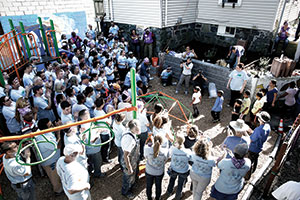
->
<box><xmin>1</xmin><ymin>142</ymin><xmax>36</xmax><ymax>200</ymax></box>
<box><xmin>23</xmin><ymin>65</ymin><xmax>34</xmax><ymax>87</ymax></box>
<box><xmin>56</xmin><ymin>144</ymin><xmax>91</xmax><ymax>200</ymax></box>
<box><xmin>176</xmin><ymin>57</ymin><xmax>193</xmax><ymax>95</ymax></box>
<box><xmin>227</xmin><ymin>63</ymin><xmax>249</xmax><ymax>107</ymax></box>
<box><xmin>120</xmin><ymin>119</ymin><xmax>141</xmax><ymax>199</ymax></box>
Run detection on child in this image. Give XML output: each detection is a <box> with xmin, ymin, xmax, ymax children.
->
<box><xmin>250</xmin><ymin>92</ymin><xmax>264</xmax><ymax>125</ymax></box>
<box><xmin>112</xmin><ymin>113</ymin><xmax>126</xmax><ymax>167</ymax></box>
<box><xmin>231</xmin><ymin>99</ymin><xmax>243</xmax><ymax>121</ymax></box>
<box><xmin>191</xmin><ymin>86</ymin><xmax>202</xmax><ymax>118</ymax></box>
<box><xmin>184</xmin><ymin>125</ymin><xmax>199</xmax><ymax>150</ymax></box>
<box><xmin>61</xmin><ymin>101</ymin><xmax>74</xmax><ymax>125</ymax></box>
<box><xmin>240</xmin><ymin>90</ymin><xmax>251</xmax><ymax>120</ymax></box>
<box><xmin>167</xmin><ymin>134</ymin><xmax>191</xmax><ymax>200</ymax></box>
<box><xmin>211</xmin><ymin>90</ymin><xmax>224</xmax><ymax>123</ymax></box>
<box><xmin>144</xmin><ymin>135</ymin><xmax>168</xmax><ymax>200</ymax></box>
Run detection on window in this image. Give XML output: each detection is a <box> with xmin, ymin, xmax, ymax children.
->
<box><xmin>217</xmin><ymin>25</ymin><xmax>236</xmax><ymax>37</ymax></box>
<box><xmin>218</xmin><ymin>0</ymin><xmax>242</xmax><ymax>7</ymax></box>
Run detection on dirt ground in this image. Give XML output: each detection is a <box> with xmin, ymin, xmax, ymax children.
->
<box><xmin>0</xmin><ymin>76</ymin><xmax>278</xmax><ymax>200</ymax></box>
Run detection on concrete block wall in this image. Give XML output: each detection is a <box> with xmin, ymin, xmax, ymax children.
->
<box><xmin>163</xmin><ymin>55</ymin><xmax>253</xmax><ymax>99</ymax></box>
<box><xmin>0</xmin><ymin>0</ymin><xmax>96</xmax><ymax>32</ymax></box>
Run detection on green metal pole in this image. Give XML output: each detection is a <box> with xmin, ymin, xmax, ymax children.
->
<box><xmin>0</xmin><ymin>70</ymin><xmax>5</xmax><ymax>87</ymax></box>
<box><xmin>19</xmin><ymin>21</ymin><xmax>31</xmax><ymax>58</ymax></box>
<box><xmin>38</xmin><ymin>17</ymin><xmax>49</xmax><ymax>55</ymax></box>
<box><xmin>50</xmin><ymin>20</ymin><xmax>60</xmax><ymax>57</ymax></box>
<box><xmin>9</xmin><ymin>19</ymin><xmax>22</xmax><ymax>59</ymax></box>
<box><xmin>130</xmin><ymin>68</ymin><xmax>137</xmax><ymax>119</ymax></box>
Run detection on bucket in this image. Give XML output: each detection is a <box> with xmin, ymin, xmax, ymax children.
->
<box><xmin>152</xmin><ymin>57</ymin><xmax>158</xmax><ymax>67</ymax></box>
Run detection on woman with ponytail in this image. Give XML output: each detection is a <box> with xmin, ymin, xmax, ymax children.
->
<box><xmin>166</xmin><ymin>134</ymin><xmax>191</xmax><ymax>200</ymax></box>
<box><xmin>144</xmin><ymin>135</ymin><xmax>168</xmax><ymax>200</ymax></box>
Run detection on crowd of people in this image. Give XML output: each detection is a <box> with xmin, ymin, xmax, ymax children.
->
<box><xmin>0</xmin><ymin>21</ymin><xmax>299</xmax><ymax>200</ymax></box>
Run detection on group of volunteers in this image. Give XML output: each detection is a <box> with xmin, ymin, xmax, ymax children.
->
<box><xmin>0</xmin><ymin>20</ymin><xmax>299</xmax><ymax>200</ymax></box>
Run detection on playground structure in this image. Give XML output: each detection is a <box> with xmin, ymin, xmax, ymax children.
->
<box><xmin>0</xmin><ymin>18</ymin><xmax>60</xmax><ymax>84</ymax></box>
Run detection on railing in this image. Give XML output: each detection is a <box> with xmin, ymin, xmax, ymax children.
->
<box><xmin>241</xmin><ymin>114</ymin><xmax>300</xmax><ymax>199</ymax></box>
<box><xmin>0</xmin><ymin>30</ymin><xmax>40</xmax><ymax>81</ymax></box>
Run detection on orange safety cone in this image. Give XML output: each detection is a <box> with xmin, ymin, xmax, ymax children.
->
<box><xmin>278</xmin><ymin>119</ymin><xmax>284</xmax><ymax>134</ymax></box>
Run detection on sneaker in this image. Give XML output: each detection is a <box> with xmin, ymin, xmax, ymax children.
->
<box><xmin>175</xmin><ymin>90</ymin><xmax>178</xmax><ymax>94</ymax></box>
<box><xmin>163</xmin><ymin>83</ymin><xmax>166</xmax><ymax>87</ymax></box>
<box><xmin>149</xmin><ymin>77</ymin><xmax>154</xmax><ymax>80</ymax></box>
<box><xmin>226</xmin><ymin>104</ymin><xmax>231</xmax><ymax>108</ymax></box>
<box><xmin>172</xmin><ymin>82</ymin><xmax>177</xmax><ymax>86</ymax></box>
<box><xmin>185</xmin><ymin>91</ymin><xmax>188</xmax><ymax>95</ymax></box>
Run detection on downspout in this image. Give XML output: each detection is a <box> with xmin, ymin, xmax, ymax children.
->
<box><xmin>271</xmin><ymin>0</ymin><xmax>288</xmax><ymax>52</ymax></box>
<box><xmin>165</xmin><ymin>0</ymin><xmax>168</xmax><ymax>27</ymax></box>
<box><xmin>109</xmin><ymin>0</ymin><xmax>114</xmax><ymax>21</ymax></box>
<box><xmin>159</xmin><ymin>0</ymin><xmax>163</xmax><ymax>28</ymax></box>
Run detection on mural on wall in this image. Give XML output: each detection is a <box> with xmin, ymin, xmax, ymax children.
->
<box><xmin>1</xmin><ymin>11</ymin><xmax>87</xmax><ymax>57</ymax></box>
<box><xmin>1</xmin><ymin>11</ymin><xmax>87</xmax><ymax>39</ymax></box>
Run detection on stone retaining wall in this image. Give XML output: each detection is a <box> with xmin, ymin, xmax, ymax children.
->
<box><xmin>162</xmin><ymin>55</ymin><xmax>300</xmax><ymax>100</ymax></box>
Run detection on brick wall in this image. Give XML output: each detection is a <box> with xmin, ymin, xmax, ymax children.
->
<box><xmin>0</xmin><ymin>0</ymin><xmax>96</xmax><ymax>33</ymax></box>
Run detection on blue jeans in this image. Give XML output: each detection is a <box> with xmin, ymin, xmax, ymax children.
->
<box><xmin>146</xmin><ymin>172</ymin><xmax>164</xmax><ymax>200</ymax></box>
<box><xmin>139</xmin><ymin>131</ymin><xmax>148</xmax><ymax>159</ymax></box>
<box><xmin>210</xmin><ymin>185</ymin><xmax>239</xmax><ymax>200</ymax></box>
<box><xmin>275</xmin><ymin>37</ymin><xmax>289</xmax><ymax>51</ymax></box>
<box><xmin>87</xmin><ymin>151</ymin><xmax>103</xmax><ymax>177</ymax></box>
<box><xmin>121</xmin><ymin>165</ymin><xmax>139</xmax><ymax>196</ymax></box>
<box><xmin>117</xmin><ymin>146</ymin><xmax>124</xmax><ymax>169</ymax></box>
<box><xmin>11</xmin><ymin>178</ymin><xmax>36</xmax><ymax>200</ymax></box>
<box><xmin>167</xmin><ymin>168</ymin><xmax>190</xmax><ymax>200</ymax></box>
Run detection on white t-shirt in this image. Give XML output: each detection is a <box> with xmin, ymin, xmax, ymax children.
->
<box><xmin>23</xmin><ymin>73</ymin><xmax>33</xmax><ymax>87</ymax></box>
<box><xmin>3</xmin><ymin>155</ymin><xmax>32</xmax><ymax>184</ymax></box>
<box><xmin>182</xmin><ymin>63</ymin><xmax>193</xmax><ymax>75</ymax></box>
<box><xmin>61</xmin><ymin>113</ymin><xmax>74</xmax><ymax>125</ymax></box>
<box><xmin>113</xmin><ymin>122</ymin><xmax>126</xmax><ymax>147</ymax></box>
<box><xmin>272</xmin><ymin>181</ymin><xmax>300</xmax><ymax>200</ymax></box>
<box><xmin>285</xmin><ymin>88</ymin><xmax>298</xmax><ymax>106</ymax></box>
<box><xmin>229</xmin><ymin>70</ymin><xmax>249</xmax><ymax>91</ymax></box>
<box><xmin>137</xmin><ymin>111</ymin><xmax>149</xmax><ymax>133</ymax></box>
<box><xmin>56</xmin><ymin>157</ymin><xmax>90</xmax><ymax>200</ymax></box>
<box><xmin>192</xmin><ymin>91</ymin><xmax>201</xmax><ymax>104</ymax></box>
<box><xmin>72</xmin><ymin>103</ymin><xmax>88</xmax><ymax>116</ymax></box>
<box><xmin>121</xmin><ymin>132</ymin><xmax>137</xmax><ymax>153</ymax></box>
<box><xmin>10</xmin><ymin>87</ymin><xmax>26</xmax><ymax>102</ymax></box>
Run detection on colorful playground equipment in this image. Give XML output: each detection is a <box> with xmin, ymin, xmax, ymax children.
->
<box><xmin>0</xmin><ymin>18</ymin><xmax>60</xmax><ymax>84</ymax></box>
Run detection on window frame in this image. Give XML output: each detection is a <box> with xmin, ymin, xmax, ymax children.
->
<box><xmin>218</xmin><ymin>0</ymin><xmax>242</xmax><ymax>7</ymax></box>
<box><xmin>217</xmin><ymin>25</ymin><xmax>236</xmax><ymax>37</ymax></box>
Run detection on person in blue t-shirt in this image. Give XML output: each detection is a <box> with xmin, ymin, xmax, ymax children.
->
<box><xmin>160</xmin><ymin>66</ymin><xmax>173</xmax><ymax>87</ymax></box>
<box><xmin>248</xmin><ymin>111</ymin><xmax>271</xmax><ymax>174</ymax></box>
<box><xmin>210</xmin><ymin>143</ymin><xmax>251</xmax><ymax>200</ymax></box>
<box><xmin>167</xmin><ymin>134</ymin><xmax>191</xmax><ymax>200</ymax></box>
<box><xmin>211</xmin><ymin>90</ymin><xmax>224</xmax><ymax>122</ymax></box>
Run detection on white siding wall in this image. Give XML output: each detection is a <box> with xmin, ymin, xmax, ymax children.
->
<box><xmin>103</xmin><ymin>0</ymin><xmax>161</xmax><ymax>27</ymax></box>
<box><xmin>273</xmin><ymin>0</ymin><xmax>300</xmax><ymax>33</ymax></box>
<box><xmin>164</xmin><ymin>0</ymin><xmax>198</xmax><ymax>27</ymax></box>
<box><xmin>196</xmin><ymin>0</ymin><xmax>279</xmax><ymax>31</ymax></box>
